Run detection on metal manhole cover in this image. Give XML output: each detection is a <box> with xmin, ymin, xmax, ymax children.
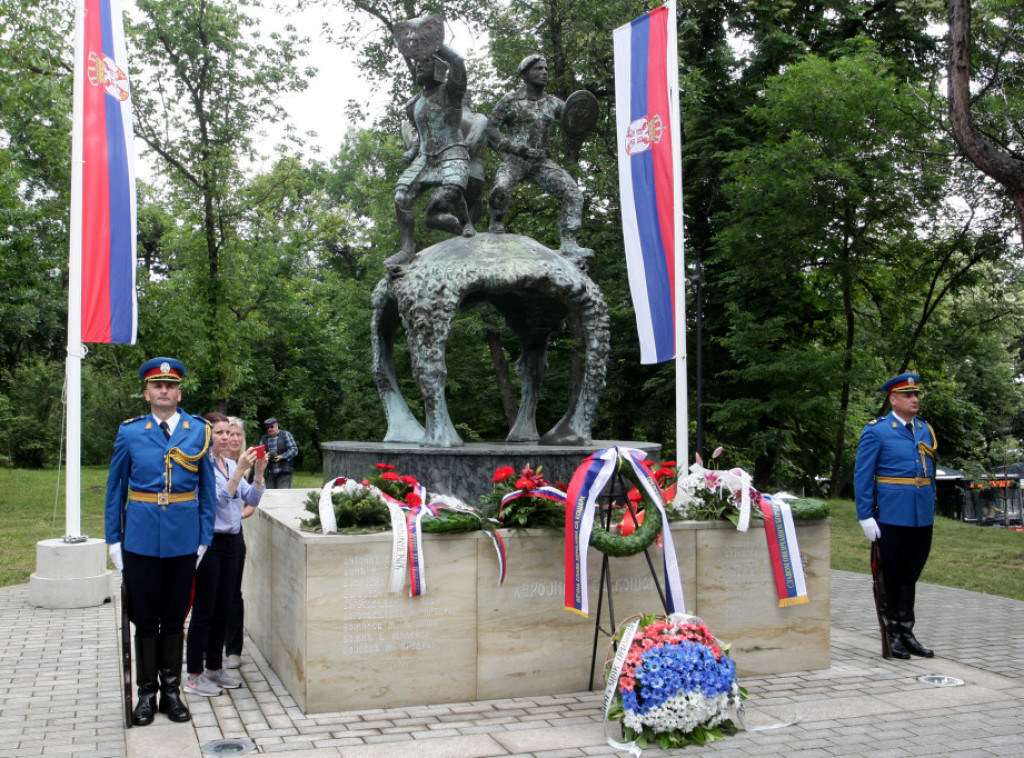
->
<box><xmin>200</xmin><ymin>738</ymin><xmax>256</xmax><ymax>755</ymax></box>
<box><xmin>918</xmin><ymin>675</ymin><xmax>964</xmax><ymax>687</ymax></box>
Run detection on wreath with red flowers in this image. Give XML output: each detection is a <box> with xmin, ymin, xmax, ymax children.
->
<box><xmin>588</xmin><ymin>456</ymin><xmax>664</xmax><ymax>558</ymax></box>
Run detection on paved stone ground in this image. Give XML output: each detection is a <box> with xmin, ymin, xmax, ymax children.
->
<box><xmin>1</xmin><ymin>570</ymin><xmax>1022</xmax><ymax>757</ymax></box>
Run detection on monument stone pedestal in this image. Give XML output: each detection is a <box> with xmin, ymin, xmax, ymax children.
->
<box><xmin>322</xmin><ymin>440</ymin><xmax>661</xmax><ymax>503</ymax></box>
<box><xmin>29</xmin><ymin>538</ymin><xmax>111</xmax><ymax>609</ymax></box>
<box><xmin>243</xmin><ymin>490</ymin><xmax>830</xmax><ymax>714</ymax></box>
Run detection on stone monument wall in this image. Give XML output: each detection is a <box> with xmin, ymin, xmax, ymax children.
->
<box><xmin>243</xmin><ymin>490</ymin><xmax>830</xmax><ymax>714</ymax></box>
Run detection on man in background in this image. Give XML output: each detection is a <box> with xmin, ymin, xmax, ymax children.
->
<box><xmin>260</xmin><ymin>417</ymin><xmax>298</xmax><ymax>488</ymax></box>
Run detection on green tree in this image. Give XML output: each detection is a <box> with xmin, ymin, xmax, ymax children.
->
<box><xmin>0</xmin><ymin>0</ymin><xmax>74</xmax><ymax>381</ymax></box>
<box><xmin>712</xmin><ymin>50</ymin><xmax>1003</xmax><ymax>493</ymax></box>
<box><xmin>128</xmin><ymin>0</ymin><xmax>311</xmax><ymax>410</ymax></box>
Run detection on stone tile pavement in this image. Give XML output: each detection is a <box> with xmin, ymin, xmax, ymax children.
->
<box><xmin>1</xmin><ymin>570</ymin><xmax>1022</xmax><ymax>757</ymax></box>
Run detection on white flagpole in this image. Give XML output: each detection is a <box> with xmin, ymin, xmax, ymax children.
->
<box><xmin>65</xmin><ymin>0</ymin><xmax>87</xmax><ymax>541</ymax></box>
<box><xmin>667</xmin><ymin>0</ymin><xmax>688</xmax><ymax>471</ymax></box>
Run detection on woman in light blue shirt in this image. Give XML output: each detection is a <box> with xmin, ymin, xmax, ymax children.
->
<box><xmin>185</xmin><ymin>412</ymin><xmax>266</xmax><ymax>697</ymax></box>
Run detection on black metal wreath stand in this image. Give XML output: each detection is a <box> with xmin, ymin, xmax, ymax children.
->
<box><xmin>587</xmin><ymin>472</ymin><xmax>670</xmax><ymax>690</ymax></box>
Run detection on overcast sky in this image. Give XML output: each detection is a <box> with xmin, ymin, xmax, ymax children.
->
<box><xmin>125</xmin><ymin>1</ymin><xmax>485</xmax><ymax>175</ymax></box>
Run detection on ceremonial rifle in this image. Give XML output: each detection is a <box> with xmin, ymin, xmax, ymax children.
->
<box><xmin>119</xmin><ymin>501</ymin><xmax>132</xmax><ymax>728</ymax></box>
<box><xmin>870</xmin><ymin>540</ymin><xmax>891</xmax><ymax>659</ymax></box>
<box><xmin>121</xmin><ymin>577</ymin><xmax>132</xmax><ymax>728</ymax></box>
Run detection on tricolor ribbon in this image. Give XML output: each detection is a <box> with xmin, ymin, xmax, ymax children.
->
<box><xmin>499</xmin><ymin>484</ymin><xmax>568</xmax><ymax>516</ymax></box>
<box><xmin>758</xmin><ymin>495</ymin><xmax>809</xmax><ymax>607</ymax></box>
<box><xmin>405</xmin><ymin>502</ymin><xmax>438</xmax><ymax>597</ymax></box>
<box><xmin>563</xmin><ymin>447</ymin><xmax>685</xmax><ymax>617</ymax></box>
<box><xmin>319</xmin><ymin>480</ymin><xmax>506</xmax><ymax>597</ymax></box>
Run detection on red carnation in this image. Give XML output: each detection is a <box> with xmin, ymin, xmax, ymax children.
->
<box><xmin>405</xmin><ymin>492</ymin><xmax>422</xmax><ymax>507</ymax></box>
<box><xmin>382</xmin><ymin>472</ymin><xmax>400</xmax><ymax>481</ymax></box>
<box><xmin>491</xmin><ymin>465</ymin><xmax>515</xmax><ymax>483</ymax></box>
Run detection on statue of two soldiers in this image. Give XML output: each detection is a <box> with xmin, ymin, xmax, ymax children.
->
<box><xmin>389</xmin><ymin>15</ymin><xmax>598</xmax><ymax>270</ymax></box>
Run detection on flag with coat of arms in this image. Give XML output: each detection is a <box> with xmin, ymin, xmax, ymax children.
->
<box><xmin>613</xmin><ymin>1</ymin><xmax>681</xmax><ymax>365</ymax></box>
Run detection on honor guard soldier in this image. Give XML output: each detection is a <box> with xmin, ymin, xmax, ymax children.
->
<box><xmin>854</xmin><ymin>372</ymin><xmax>937</xmax><ymax>659</ymax></box>
<box><xmin>105</xmin><ymin>358</ymin><xmax>216</xmax><ymax>725</ymax></box>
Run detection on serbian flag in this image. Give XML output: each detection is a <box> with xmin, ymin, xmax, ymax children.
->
<box><xmin>614</xmin><ymin>2</ymin><xmax>680</xmax><ymax>364</ymax></box>
<box><xmin>73</xmin><ymin>0</ymin><xmax>137</xmax><ymax>344</ymax></box>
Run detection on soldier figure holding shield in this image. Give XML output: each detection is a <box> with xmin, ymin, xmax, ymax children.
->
<box><xmin>486</xmin><ymin>54</ymin><xmax>598</xmax><ymax>265</ymax></box>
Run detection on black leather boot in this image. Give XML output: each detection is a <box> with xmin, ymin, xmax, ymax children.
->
<box><xmin>897</xmin><ymin>584</ymin><xmax>933</xmax><ymax>657</ymax></box>
<box><xmin>132</xmin><ymin>637</ymin><xmax>159</xmax><ymax>726</ymax></box>
<box><xmin>157</xmin><ymin>635</ymin><xmax>191</xmax><ymax>722</ymax></box>
<box><xmin>885</xmin><ymin>621</ymin><xmax>910</xmax><ymax>659</ymax></box>
<box><xmin>881</xmin><ymin>584</ymin><xmax>909</xmax><ymax>659</ymax></box>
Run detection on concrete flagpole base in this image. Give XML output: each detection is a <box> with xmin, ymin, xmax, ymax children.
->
<box><xmin>29</xmin><ymin>538</ymin><xmax>112</xmax><ymax>609</ymax></box>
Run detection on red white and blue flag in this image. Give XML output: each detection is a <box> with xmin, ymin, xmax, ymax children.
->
<box><xmin>614</xmin><ymin>2</ymin><xmax>680</xmax><ymax>365</ymax></box>
<box><xmin>73</xmin><ymin>0</ymin><xmax>137</xmax><ymax>344</ymax></box>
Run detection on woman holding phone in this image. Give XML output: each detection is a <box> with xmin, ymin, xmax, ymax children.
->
<box><xmin>224</xmin><ymin>417</ymin><xmax>257</xmax><ymax>669</ymax></box>
<box><xmin>185</xmin><ymin>413</ymin><xmax>267</xmax><ymax>697</ymax></box>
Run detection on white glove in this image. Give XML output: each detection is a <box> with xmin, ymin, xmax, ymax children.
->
<box><xmin>859</xmin><ymin>518</ymin><xmax>881</xmax><ymax>542</ymax></box>
<box><xmin>196</xmin><ymin>544</ymin><xmax>208</xmax><ymax>568</ymax></box>
<box><xmin>108</xmin><ymin>542</ymin><xmax>124</xmax><ymax>571</ymax></box>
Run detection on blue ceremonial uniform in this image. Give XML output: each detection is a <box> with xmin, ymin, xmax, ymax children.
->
<box><xmin>105</xmin><ymin>411</ymin><xmax>216</xmax><ymax>556</ymax></box>
<box><xmin>854</xmin><ymin>372</ymin><xmax>938</xmax><ymax>660</ymax></box>
<box><xmin>109</xmin><ymin>356</ymin><xmax>210</xmax><ymax>726</ymax></box>
<box><xmin>854</xmin><ymin>413</ymin><xmax>937</xmax><ymax>526</ymax></box>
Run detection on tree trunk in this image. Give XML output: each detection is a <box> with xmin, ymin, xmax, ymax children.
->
<box><xmin>947</xmin><ymin>0</ymin><xmax>1024</xmax><ymax>239</ymax></box>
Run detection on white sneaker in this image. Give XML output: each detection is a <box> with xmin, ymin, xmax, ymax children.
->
<box><xmin>224</xmin><ymin>655</ymin><xmax>241</xmax><ymax>670</ymax></box>
<box><xmin>205</xmin><ymin>669</ymin><xmax>242</xmax><ymax>689</ymax></box>
<box><xmin>184</xmin><ymin>673</ymin><xmax>222</xmax><ymax>697</ymax></box>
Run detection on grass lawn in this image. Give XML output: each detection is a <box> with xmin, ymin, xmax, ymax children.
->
<box><xmin>2</xmin><ymin>467</ymin><xmax>1021</xmax><ymax>599</ymax></box>
<box><xmin>0</xmin><ymin>466</ymin><xmax>327</xmax><ymax>587</ymax></box>
<box><xmin>829</xmin><ymin>496</ymin><xmax>1024</xmax><ymax>600</ymax></box>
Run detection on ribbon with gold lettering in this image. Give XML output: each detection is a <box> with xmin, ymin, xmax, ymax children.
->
<box><xmin>758</xmin><ymin>495</ymin><xmax>808</xmax><ymax>607</ymax></box>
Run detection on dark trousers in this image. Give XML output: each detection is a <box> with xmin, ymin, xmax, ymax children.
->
<box><xmin>878</xmin><ymin>523</ymin><xmax>932</xmax><ymax>624</ymax></box>
<box><xmin>186</xmin><ymin>532</ymin><xmax>239</xmax><ymax>674</ymax></box>
<box><xmin>266</xmin><ymin>471</ymin><xmax>292</xmax><ymax>489</ymax></box>
<box><xmin>878</xmin><ymin>523</ymin><xmax>932</xmax><ymax>587</ymax></box>
<box><xmin>224</xmin><ymin>533</ymin><xmax>246</xmax><ymax>657</ymax></box>
<box><xmin>123</xmin><ymin>551</ymin><xmax>195</xmax><ymax>638</ymax></box>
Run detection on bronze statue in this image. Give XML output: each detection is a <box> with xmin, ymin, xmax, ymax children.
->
<box><xmin>389</xmin><ymin>17</ymin><xmax>475</xmax><ymax>269</ymax></box>
<box><xmin>369</xmin><ymin>27</ymin><xmax>610</xmax><ymax>449</ymax></box>
<box><xmin>486</xmin><ymin>54</ymin><xmax>596</xmax><ymax>265</ymax></box>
